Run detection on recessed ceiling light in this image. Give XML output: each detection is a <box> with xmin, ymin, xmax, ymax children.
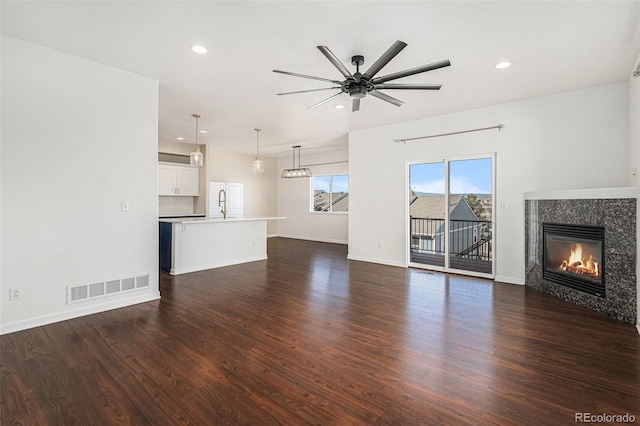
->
<box><xmin>494</xmin><ymin>61</ymin><xmax>513</xmax><ymax>69</ymax></box>
<box><xmin>333</xmin><ymin>104</ymin><xmax>345</xmax><ymax>109</ymax></box>
<box><xmin>190</xmin><ymin>44</ymin><xmax>208</xmax><ymax>54</ymax></box>
<box><xmin>176</xmin><ymin>137</ymin><xmax>184</xmax><ymax>141</ymax></box>
<box><xmin>199</xmin><ymin>130</ymin><xmax>207</xmax><ymax>134</ymax></box>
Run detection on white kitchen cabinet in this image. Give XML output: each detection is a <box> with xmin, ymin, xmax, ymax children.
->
<box><xmin>209</xmin><ymin>182</ymin><xmax>243</xmax><ymax>217</ymax></box>
<box><xmin>158</xmin><ymin>163</ymin><xmax>200</xmax><ymax>196</ymax></box>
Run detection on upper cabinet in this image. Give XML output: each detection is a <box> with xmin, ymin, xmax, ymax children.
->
<box><xmin>158</xmin><ymin>163</ymin><xmax>200</xmax><ymax>196</ymax></box>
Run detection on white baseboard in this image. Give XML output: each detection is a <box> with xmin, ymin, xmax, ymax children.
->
<box><xmin>346</xmin><ymin>254</ymin><xmax>406</xmax><ymax>268</ymax></box>
<box><xmin>278</xmin><ymin>234</ymin><xmax>348</xmax><ymax>245</ymax></box>
<box><xmin>0</xmin><ymin>291</ymin><xmax>160</xmax><ymax>335</ymax></box>
<box><xmin>495</xmin><ymin>275</ymin><xmax>525</xmax><ymax>285</ymax></box>
<box><xmin>636</xmin><ymin>324</ymin><xmax>640</xmax><ymax>336</ymax></box>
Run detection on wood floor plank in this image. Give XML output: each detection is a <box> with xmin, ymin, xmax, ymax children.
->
<box><xmin>1</xmin><ymin>237</ymin><xmax>639</xmax><ymax>424</ymax></box>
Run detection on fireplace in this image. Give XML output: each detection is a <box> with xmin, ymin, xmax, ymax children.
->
<box><xmin>525</xmin><ymin>193</ymin><xmax>636</xmax><ymax>324</ymax></box>
<box><xmin>543</xmin><ymin>223</ymin><xmax>605</xmax><ymax>297</ymax></box>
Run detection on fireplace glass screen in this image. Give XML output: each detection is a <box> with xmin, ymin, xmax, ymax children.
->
<box><xmin>542</xmin><ymin>223</ymin><xmax>605</xmax><ymax>297</ymax></box>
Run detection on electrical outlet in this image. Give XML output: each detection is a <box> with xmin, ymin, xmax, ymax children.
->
<box><xmin>378</xmin><ymin>242</ymin><xmax>383</xmax><ymax>250</ymax></box>
<box><xmin>121</xmin><ymin>201</ymin><xmax>130</xmax><ymax>212</ymax></box>
<box><xmin>9</xmin><ymin>288</ymin><xmax>21</xmax><ymax>300</ymax></box>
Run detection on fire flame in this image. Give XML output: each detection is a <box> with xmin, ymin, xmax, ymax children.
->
<box><xmin>558</xmin><ymin>243</ymin><xmax>599</xmax><ymax>278</ymax></box>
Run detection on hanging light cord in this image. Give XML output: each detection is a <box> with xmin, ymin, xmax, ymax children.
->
<box><xmin>193</xmin><ymin>113</ymin><xmax>201</xmax><ymax>148</ymax></box>
<box><xmin>255</xmin><ymin>128</ymin><xmax>261</xmax><ymax>157</ymax></box>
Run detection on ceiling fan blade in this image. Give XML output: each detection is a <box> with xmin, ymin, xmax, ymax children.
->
<box><xmin>352</xmin><ymin>98</ymin><xmax>360</xmax><ymax>112</ymax></box>
<box><xmin>374</xmin><ymin>83</ymin><xmax>442</xmax><ymax>90</ymax></box>
<box><xmin>277</xmin><ymin>87</ymin><xmax>341</xmax><ymax>96</ymax></box>
<box><xmin>371</xmin><ymin>59</ymin><xmax>451</xmax><ymax>84</ymax></box>
<box><xmin>362</xmin><ymin>40</ymin><xmax>407</xmax><ymax>81</ymax></box>
<box><xmin>316</xmin><ymin>46</ymin><xmax>354</xmax><ymax>80</ymax></box>
<box><xmin>308</xmin><ymin>92</ymin><xmax>344</xmax><ymax>110</ymax></box>
<box><xmin>369</xmin><ymin>90</ymin><xmax>404</xmax><ymax>107</ymax></box>
<box><xmin>273</xmin><ymin>69</ymin><xmax>342</xmax><ymax>85</ymax></box>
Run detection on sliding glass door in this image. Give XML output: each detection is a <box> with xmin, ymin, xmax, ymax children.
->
<box><xmin>408</xmin><ymin>161</ymin><xmax>446</xmax><ymax>268</ymax></box>
<box><xmin>409</xmin><ymin>155</ymin><xmax>494</xmax><ymax>278</ymax></box>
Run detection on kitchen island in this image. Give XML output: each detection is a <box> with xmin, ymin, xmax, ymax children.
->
<box><xmin>159</xmin><ymin>216</ymin><xmax>285</xmax><ymax>275</ymax></box>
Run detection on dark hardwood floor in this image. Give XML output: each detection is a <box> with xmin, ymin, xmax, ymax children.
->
<box><xmin>2</xmin><ymin>237</ymin><xmax>639</xmax><ymax>425</ymax></box>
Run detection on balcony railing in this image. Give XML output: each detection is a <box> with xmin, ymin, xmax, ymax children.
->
<box><xmin>410</xmin><ymin>217</ymin><xmax>493</xmax><ymax>273</ymax></box>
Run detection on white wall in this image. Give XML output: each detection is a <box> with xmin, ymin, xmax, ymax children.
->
<box><xmin>349</xmin><ymin>82</ymin><xmax>630</xmax><ymax>283</ymax></box>
<box><xmin>277</xmin><ymin>149</ymin><xmax>349</xmax><ymax>244</ymax></box>
<box><xmin>207</xmin><ymin>145</ymin><xmax>278</xmax><ymax>234</ymax></box>
<box><xmin>630</xmin><ymin>55</ymin><xmax>640</xmax><ymax>329</ymax></box>
<box><xmin>1</xmin><ymin>36</ymin><xmax>159</xmax><ymax>334</ymax></box>
<box><xmin>630</xmin><ymin>53</ymin><xmax>640</xmax><ymax>188</ymax></box>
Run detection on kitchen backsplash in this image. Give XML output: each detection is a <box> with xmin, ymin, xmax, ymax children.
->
<box><xmin>159</xmin><ymin>196</ymin><xmax>194</xmax><ymax>216</ymax></box>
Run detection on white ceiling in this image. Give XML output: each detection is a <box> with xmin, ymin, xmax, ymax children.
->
<box><xmin>3</xmin><ymin>1</ymin><xmax>640</xmax><ymax>157</ymax></box>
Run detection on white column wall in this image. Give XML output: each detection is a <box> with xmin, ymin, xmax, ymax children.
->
<box><xmin>630</xmin><ymin>54</ymin><xmax>640</xmax><ymax>329</ymax></box>
<box><xmin>349</xmin><ymin>82</ymin><xmax>629</xmax><ymax>283</ymax></box>
<box><xmin>277</xmin><ymin>149</ymin><xmax>349</xmax><ymax>244</ymax></box>
<box><xmin>1</xmin><ymin>36</ymin><xmax>159</xmax><ymax>334</ymax></box>
<box><xmin>630</xmin><ymin>52</ymin><xmax>640</xmax><ymax>187</ymax></box>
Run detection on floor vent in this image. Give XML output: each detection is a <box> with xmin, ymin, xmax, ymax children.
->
<box><xmin>67</xmin><ymin>273</ymin><xmax>150</xmax><ymax>305</ymax></box>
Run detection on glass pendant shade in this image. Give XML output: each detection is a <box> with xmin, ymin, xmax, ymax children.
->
<box><xmin>253</xmin><ymin>128</ymin><xmax>264</xmax><ymax>173</ymax></box>
<box><xmin>190</xmin><ymin>148</ymin><xmax>203</xmax><ymax>166</ymax></box>
<box><xmin>253</xmin><ymin>157</ymin><xmax>264</xmax><ymax>172</ymax></box>
<box><xmin>190</xmin><ymin>113</ymin><xmax>203</xmax><ymax>167</ymax></box>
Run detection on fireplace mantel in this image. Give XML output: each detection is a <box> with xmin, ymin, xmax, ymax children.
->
<box><xmin>524</xmin><ymin>186</ymin><xmax>639</xmax><ymax>201</ymax></box>
<box><xmin>524</xmin><ymin>187</ymin><xmax>639</xmax><ymax>330</ymax></box>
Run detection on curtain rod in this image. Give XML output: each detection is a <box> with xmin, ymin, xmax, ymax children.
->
<box><xmin>394</xmin><ymin>124</ymin><xmax>505</xmax><ymax>143</ymax></box>
<box><xmin>301</xmin><ymin>160</ymin><xmax>348</xmax><ymax>167</ymax></box>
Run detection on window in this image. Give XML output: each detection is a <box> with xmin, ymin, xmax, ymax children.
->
<box><xmin>312</xmin><ymin>174</ymin><xmax>349</xmax><ymax>213</ymax></box>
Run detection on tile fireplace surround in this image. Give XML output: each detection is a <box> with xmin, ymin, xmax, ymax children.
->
<box><xmin>524</xmin><ymin>187</ymin><xmax>639</xmax><ymax>326</ymax></box>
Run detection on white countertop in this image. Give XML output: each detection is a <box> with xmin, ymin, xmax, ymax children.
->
<box><xmin>159</xmin><ymin>214</ymin><xmax>206</xmax><ymax>218</ymax></box>
<box><xmin>159</xmin><ymin>216</ymin><xmax>286</xmax><ymax>224</ymax></box>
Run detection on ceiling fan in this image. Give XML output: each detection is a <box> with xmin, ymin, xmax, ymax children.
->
<box><xmin>273</xmin><ymin>40</ymin><xmax>450</xmax><ymax>112</ymax></box>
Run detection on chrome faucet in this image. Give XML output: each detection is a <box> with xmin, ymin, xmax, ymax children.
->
<box><xmin>218</xmin><ymin>189</ymin><xmax>227</xmax><ymax>219</ymax></box>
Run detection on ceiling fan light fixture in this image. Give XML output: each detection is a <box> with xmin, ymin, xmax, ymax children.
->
<box><xmin>349</xmin><ymin>85</ymin><xmax>367</xmax><ymax>99</ymax></box>
<box><xmin>281</xmin><ymin>145</ymin><xmax>312</xmax><ymax>178</ymax></box>
<box><xmin>252</xmin><ymin>128</ymin><xmax>264</xmax><ymax>173</ymax></box>
<box><xmin>190</xmin><ymin>113</ymin><xmax>203</xmax><ymax>167</ymax></box>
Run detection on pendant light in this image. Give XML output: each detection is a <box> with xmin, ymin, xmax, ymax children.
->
<box><xmin>190</xmin><ymin>113</ymin><xmax>203</xmax><ymax>167</ymax></box>
<box><xmin>252</xmin><ymin>128</ymin><xmax>264</xmax><ymax>172</ymax></box>
<box><xmin>281</xmin><ymin>145</ymin><xmax>312</xmax><ymax>178</ymax></box>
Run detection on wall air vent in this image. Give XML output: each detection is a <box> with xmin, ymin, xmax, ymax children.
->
<box><xmin>106</xmin><ymin>280</ymin><xmax>120</xmax><ymax>294</ymax></box>
<box><xmin>136</xmin><ymin>274</ymin><xmax>149</xmax><ymax>288</ymax></box>
<box><xmin>66</xmin><ymin>273</ymin><xmax>151</xmax><ymax>304</ymax></box>
<box><xmin>122</xmin><ymin>277</ymin><xmax>136</xmax><ymax>291</ymax></box>
<box><xmin>70</xmin><ymin>285</ymin><xmax>88</xmax><ymax>302</ymax></box>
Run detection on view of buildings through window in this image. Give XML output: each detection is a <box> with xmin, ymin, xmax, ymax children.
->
<box><xmin>312</xmin><ymin>174</ymin><xmax>349</xmax><ymax>212</ymax></box>
<box><xmin>409</xmin><ymin>158</ymin><xmax>494</xmax><ymax>274</ymax></box>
